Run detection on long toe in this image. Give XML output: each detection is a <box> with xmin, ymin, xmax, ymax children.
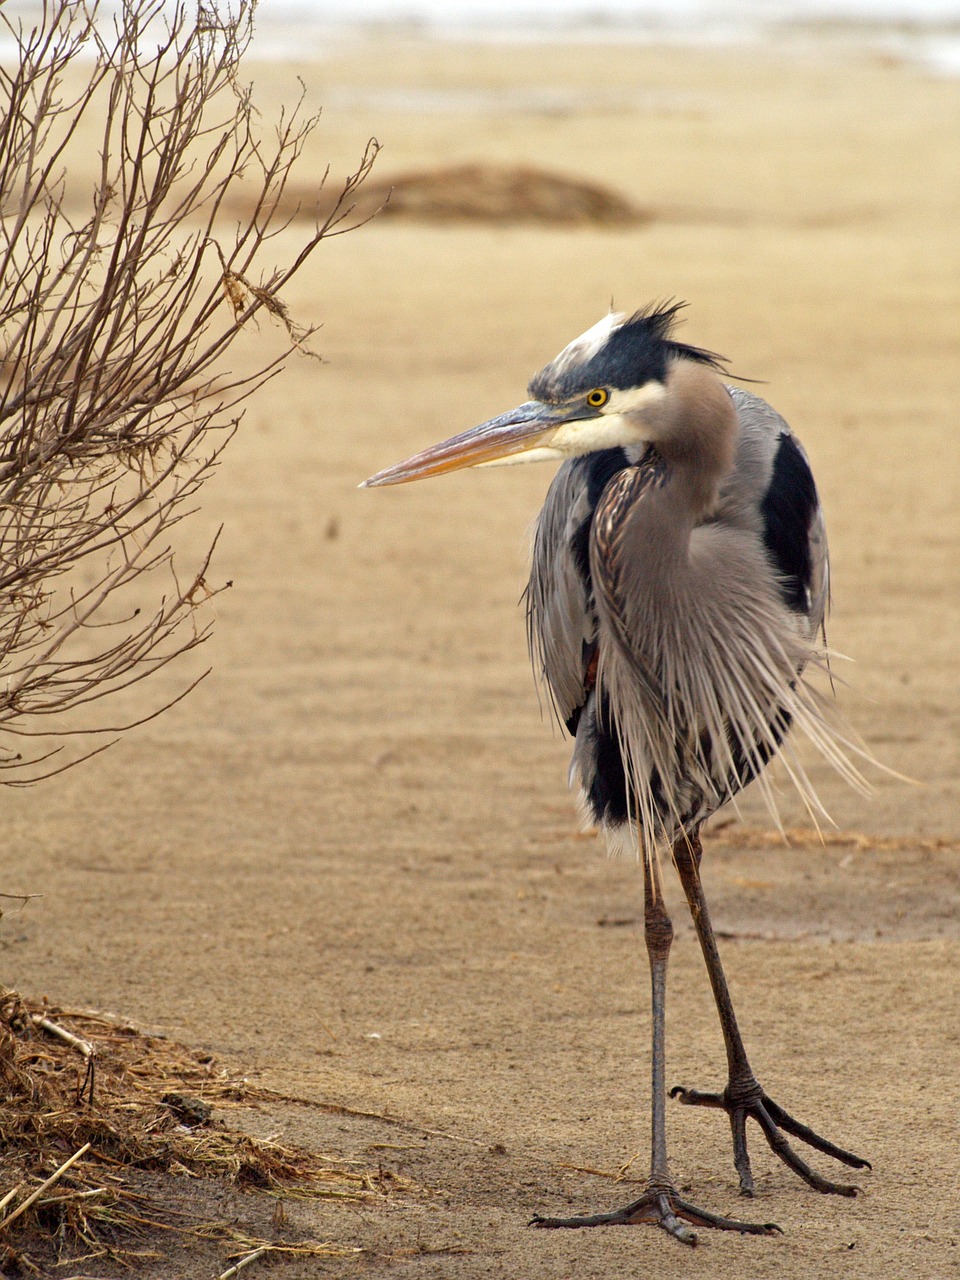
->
<box><xmin>763</xmin><ymin>1095</ymin><xmax>871</xmax><ymax>1170</ymax></box>
<box><xmin>530</xmin><ymin>1184</ymin><xmax>780</xmax><ymax>1245</ymax></box>
<box><xmin>671</xmin><ymin>1080</ymin><xmax>869</xmax><ymax>1196</ymax></box>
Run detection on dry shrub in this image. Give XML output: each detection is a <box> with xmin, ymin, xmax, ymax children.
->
<box><xmin>0</xmin><ymin>0</ymin><xmax>377</xmax><ymax>782</ymax></box>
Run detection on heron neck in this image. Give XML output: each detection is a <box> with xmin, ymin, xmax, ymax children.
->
<box><xmin>648</xmin><ymin>361</ymin><xmax>737</xmax><ymax>522</ymax></box>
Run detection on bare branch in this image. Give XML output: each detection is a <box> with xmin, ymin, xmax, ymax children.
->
<box><xmin>0</xmin><ymin>0</ymin><xmax>376</xmax><ymax>780</ymax></box>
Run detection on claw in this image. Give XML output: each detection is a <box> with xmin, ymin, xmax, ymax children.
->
<box><xmin>670</xmin><ymin>1085</ymin><xmax>724</xmax><ymax>1108</ymax></box>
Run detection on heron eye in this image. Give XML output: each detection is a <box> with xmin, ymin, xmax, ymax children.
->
<box><xmin>586</xmin><ymin>388</ymin><xmax>608</xmax><ymax>408</ymax></box>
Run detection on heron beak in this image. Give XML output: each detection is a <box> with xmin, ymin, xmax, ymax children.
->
<box><xmin>361</xmin><ymin>401</ymin><xmax>566</xmax><ymax>488</ymax></box>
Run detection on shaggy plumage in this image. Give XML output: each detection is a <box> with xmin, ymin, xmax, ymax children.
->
<box><xmin>525</xmin><ymin>324</ymin><xmax>868</xmax><ymax>869</ymax></box>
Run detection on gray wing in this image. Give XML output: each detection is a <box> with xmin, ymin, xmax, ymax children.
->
<box><xmin>526</xmin><ymin>448</ymin><xmax>642</xmax><ymax>732</ymax></box>
<box><xmin>722</xmin><ymin>386</ymin><xmax>830</xmax><ymax>639</ymax></box>
<box><xmin>525</xmin><ymin>458</ymin><xmax>597</xmax><ymax>732</ymax></box>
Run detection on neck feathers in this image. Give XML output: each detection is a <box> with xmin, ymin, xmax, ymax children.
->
<box><xmin>654</xmin><ymin>360</ymin><xmax>737</xmax><ymax>519</ymax></box>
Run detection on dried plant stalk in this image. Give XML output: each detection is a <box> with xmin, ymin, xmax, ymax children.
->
<box><xmin>0</xmin><ymin>1142</ymin><xmax>91</xmax><ymax>1231</ymax></box>
<box><xmin>0</xmin><ymin>0</ymin><xmax>378</xmax><ymax>781</ymax></box>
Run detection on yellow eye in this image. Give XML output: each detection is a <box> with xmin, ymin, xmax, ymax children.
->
<box><xmin>586</xmin><ymin>388</ymin><xmax>608</xmax><ymax>408</ymax></box>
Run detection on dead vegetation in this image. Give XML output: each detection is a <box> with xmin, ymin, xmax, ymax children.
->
<box><xmin>232</xmin><ymin>162</ymin><xmax>646</xmax><ymax>228</ymax></box>
<box><xmin>0</xmin><ymin>989</ymin><xmax>397</xmax><ymax>1274</ymax></box>
<box><xmin>0</xmin><ymin>7</ymin><xmax>388</xmax><ymax>1268</ymax></box>
<box><xmin>369</xmin><ymin>163</ymin><xmax>645</xmax><ymax>225</ymax></box>
<box><xmin>705</xmin><ymin>822</ymin><xmax>960</xmax><ymax>853</ymax></box>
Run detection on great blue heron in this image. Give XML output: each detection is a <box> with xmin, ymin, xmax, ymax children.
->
<box><xmin>363</xmin><ymin>303</ymin><xmax>872</xmax><ymax>1244</ymax></box>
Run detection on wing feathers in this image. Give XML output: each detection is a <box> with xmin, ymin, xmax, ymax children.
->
<box><xmin>587</xmin><ymin>463</ymin><xmax>871</xmax><ymax>864</ymax></box>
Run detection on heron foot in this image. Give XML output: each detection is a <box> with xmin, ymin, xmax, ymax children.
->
<box><xmin>670</xmin><ymin>1081</ymin><xmax>870</xmax><ymax>1198</ymax></box>
<box><xmin>529</xmin><ymin>1182</ymin><xmax>781</xmax><ymax>1246</ymax></box>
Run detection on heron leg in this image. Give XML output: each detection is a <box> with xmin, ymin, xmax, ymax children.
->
<box><xmin>530</xmin><ymin>855</ymin><xmax>779</xmax><ymax>1244</ymax></box>
<box><xmin>670</xmin><ymin>833</ymin><xmax>870</xmax><ymax>1198</ymax></box>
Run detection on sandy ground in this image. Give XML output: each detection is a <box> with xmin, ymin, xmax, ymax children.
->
<box><xmin>2</xmin><ymin>32</ymin><xmax>960</xmax><ymax>1279</ymax></box>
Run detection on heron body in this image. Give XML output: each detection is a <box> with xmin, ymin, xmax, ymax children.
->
<box><xmin>528</xmin><ymin>380</ymin><xmax>834</xmax><ymax>858</ymax></box>
<box><xmin>364</xmin><ymin>304</ymin><xmax>871</xmax><ymax>1244</ymax></box>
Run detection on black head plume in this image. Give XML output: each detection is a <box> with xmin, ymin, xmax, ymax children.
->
<box><xmin>529</xmin><ymin>301</ymin><xmax>728</xmax><ymax>403</ymax></box>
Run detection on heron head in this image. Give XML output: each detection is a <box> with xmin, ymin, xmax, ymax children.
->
<box><xmin>362</xmin><ymin>304</ymin><xmax>727</xmax><ymax>487</ymax></box>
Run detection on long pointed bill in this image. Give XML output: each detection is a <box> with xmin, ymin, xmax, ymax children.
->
<box><xmin>361</xmin><ymin>401</ymin><xmax>564</xmax><ymax>488</ymax></box>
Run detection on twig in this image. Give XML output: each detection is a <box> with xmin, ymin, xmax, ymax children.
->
<box><xmin>218</xmin><ymin>1245</ymin><xmax>271</xmax><ymax>1279</ymax></box>
<box><xmin>35</xmin><ymin>1186</ymin><xmax>106</xmax><ymax>1208</ymax></box>
<box><xmin>0</xmin><ymin>1184</ymin><xmax>22</xmax><ymax>1214</ymax></box>
<box><xmin>31</xmin><ymin>1012</ymin><xmax>96</xmax><ymax>1102</ymax></box>
<box><xmin>31</xmin><ymin>1012</ymin><xmax>94</xmax><ymax>1058</ymax></box>
<box><xmin>558</xmin><ymin>1161</ymin><xmax>621</xmax><ymax>1180</ymax></box>
<box><xmin>712</xmin><ymin>826</ymin><xmax>960</xmax><ymax>853</ymax></box>
<box><xmin>715</xmin><ymin>927</ymin><xmax>786</xmax><ymax>942</ymax></box>
<box><xmin>243</xmin><ymin>1090</ymin><xmax>486</xmax><ymax>1147</ymax></box>
<box><xmin>558</xmin><ymin>1160</ymin><xmax>644</xmax><ymax>1183</ymax></box>
<box><xmin>0</xmin><ymin>1142</ymin><xmax>91</xmax><ymax>1231</ymax></box>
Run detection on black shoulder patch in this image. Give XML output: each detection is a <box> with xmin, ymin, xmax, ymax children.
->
<box><xmin>760</xmin><ymin>433</ymin><xmax>817</xmax><ymax>614</ymax></box>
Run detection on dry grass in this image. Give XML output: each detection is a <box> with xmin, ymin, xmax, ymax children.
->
<box><xmin>705</xmin><ymin>823</ymin><xmax>960</xmax><ymax>853</ymax></box>
<box><xmin>225</xmin><ymin>162</ymin><xmax>646</xmax><ymax>227</ymax></box>
<box><xmin>0</xmin><ymin>989</ymin><xmax>394</xmax><ymax>1274</ymax></box>
<box><xmin>366</xmin><ymin>163</ymin><xmax>645</xmax><ymax>225</ymax></box>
